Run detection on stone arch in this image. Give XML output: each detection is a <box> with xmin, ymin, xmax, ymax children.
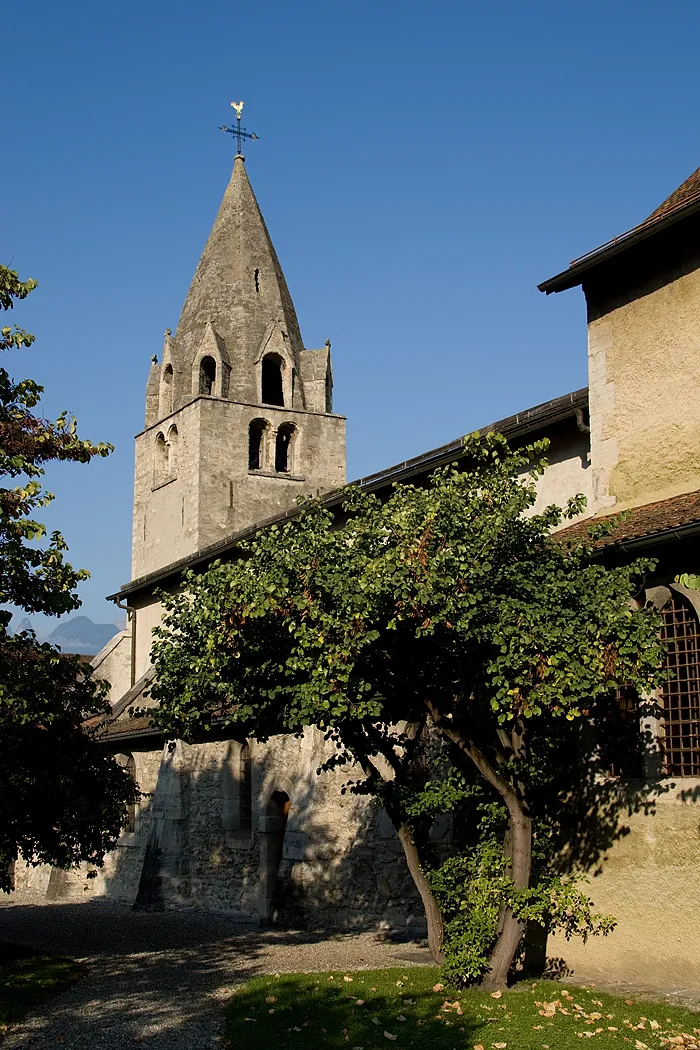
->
<box><xmin>167</xmin><ymin>424</ymin><xmax>178</xmax><ymax>475</ymax></box>
<box><xmin>222</xmin><ymin>739</ymin><xmax>254</xmax><ymax>837</ymax></box>
<box><xmin>159</xmin><ymin>362</ymin><xmax>174</xmax><ymax>418</ymax></box>
<box><xmin>275</xmin><ymin>422</ymin><xmax>297</xmax><ymax>474</ymax></box>
<box><xmin>154</xmin><ymin>431</ymin><xmax>168</xmax><ymax>485</ymax></box>
<box><xmin>248</xmin><ymin>417</ymin><xmax>271</xmax><ymax>471</ymax></box>
<box><xmin>198</xmin><ymin>355</ymin><xmax>217</xmax><ymax>396</ymax></box>
<box><xmin>261</xmin><ymin>353</ymin><xmax>285</xmax><ymax>406</ymax></box>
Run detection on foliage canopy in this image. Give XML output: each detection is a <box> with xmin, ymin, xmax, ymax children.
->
<box><xmin>0</xmin><ymin>265</ymin><xmax>138</xmax><ymax>891</ymax></box>
<box><xmin>151</xmin><ymin>432</ymin><xmax>663</xmax><ymax>985</ymax></box>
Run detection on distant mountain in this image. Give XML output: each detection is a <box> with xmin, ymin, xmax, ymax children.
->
<box><xmin>45</xmin><ymin>616</ymin><xmax>121</xmax><ymax>656</ymax></box>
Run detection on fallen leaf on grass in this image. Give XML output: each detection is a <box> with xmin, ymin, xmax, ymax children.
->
<box><xmin>433</xmin><ymin>983</ymin><xmax>445</xmax><ymax>992</ymax></box>
<box><xmin>493</xmin><ymin>1043</ymin><xmax>507</xmax><ymax>1048</ymax></box>
<box><xmin>344</xmin><ymin>976</ymin><xmax>354</xmax><ymax>982</ymax></box>
<box><xmin>635</xmin><ymin>1042</ymin><xmax>649</xmax><ymax>1049</ymax></box>
<box><xmin>403</xmin><ymin>998</ymin><xmax>415</xmax><ymax>1005</ymax></box>
<box><xmin>287</xmin><ymin>1026</ymin><xmax>302</xmax><ymax>1032</ymax></box>
<box><xmin>474</xmin><ymin>1045</ymin><xmax>485</xmax><ymax>1050</ymax></box>
<box><xmin>397</xmin><ymin>1015</ymin><xmax>406</xmax><ymax>1021</ymax></box>
<box><xmin>371</xmin><ymin>1017</ymin><xmax>380</xmax><ymax>1026</ymax></box>
<box><xmin>355</xmin><ymin>999</ymin><xmax>365</xmax><ymax>1006</ymax></box>
<box><xmin>265</xmin><ymin>996</ymin><xmax>277</xmax><ymax>1003</ymax></box>
<box><xmin>244</xmin><ymin>1018</ymin><xmax>257</xmax><ymax>1022</ymax></box>
<box><xmin>384</xmin><ymin>1032</ymin><xmax>397</xmax><ymax>1041</ymax></box>
<box><xmin>491</xmin><ymin>991</ymin><xmax>503</xmax><ymax>999</ymax></box>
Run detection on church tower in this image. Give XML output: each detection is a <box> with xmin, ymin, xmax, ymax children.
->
<box><xmin>132</xmin><ymin>153</ymin><xmax>347</xmax><ymax>579</ymax></box>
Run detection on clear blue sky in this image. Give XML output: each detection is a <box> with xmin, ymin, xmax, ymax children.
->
<box><xmin>4</xmin><ymin>0</ymin><xmax>700</xmax><ymax>626</ymax></box>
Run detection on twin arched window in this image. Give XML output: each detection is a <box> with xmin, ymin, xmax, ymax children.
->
<box><xmin>275</xmin><ymin>423</ymin><xmax>295</xmax><ymax>473</ymax></box>
<box><xmin>248</xmin><ymin>419</ymin><xmax>296</xmax><ymax>474</ymax></box>
<box><xmin>154</xmin><ymin>425</ymin><xmax>178</xmax><ymax>484</ymax></box>
<box><xmin>249</xmin><ymin>418</ymin><xmax>268</xmax><ymax>470</ymax></box>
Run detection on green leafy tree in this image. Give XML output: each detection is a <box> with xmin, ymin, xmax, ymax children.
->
<box><xmin>150</xmin><ymin>433</ymin><xmax>663</xmax><ymax>986</ymax></box>
<box><xmin>0</xmin><ymin>266</ymin><xmax>138</xmax><ymax>890</ymax></box>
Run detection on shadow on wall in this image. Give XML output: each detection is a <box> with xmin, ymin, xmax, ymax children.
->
<box><xmin>21</xmin><ymin>709</ymin><xmax>680</xmax><ymax>973</ymax></box>
<box><xmin>66</xmin><ymin>735</ymin><xmax>428</xmax><ymax>940</ymax></box>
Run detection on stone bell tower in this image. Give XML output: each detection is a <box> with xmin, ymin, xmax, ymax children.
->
<box><xmin>131</xmin><ymin>152</ymin><xmax>346</xmax><ymax>580</ymax></box>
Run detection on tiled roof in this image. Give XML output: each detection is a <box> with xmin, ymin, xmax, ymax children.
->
<box><xmin>558</xmin><ymin>489</ymin><xmax>700</xmax><ymax>548</ymax></box>
<box><xmin>645</xmin><ymin>165</ymin><xmax>700</xmax><ymax>223</ymax></box>
<box><xmin>85</xmin><ymin>713</ymin><xmax>156</xmax><ymax>741</ymax></box>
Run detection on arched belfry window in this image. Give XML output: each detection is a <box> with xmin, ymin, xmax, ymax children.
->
<box><xmin>199</xmin><ymin>356</ymin><xmax>217</xmax><ymax>396</ymax></box>
<box><xmin>160</xmin><ymin>363</ymin><xmax>174</xmax><ymax>417</ymax></box>
<box><xmin>660</xmin><ymin>593</ymin><xmax>700</xmax><ymax>776</ymax></box>
<box><xmin>248</xmin><ymin>418</ymin><xmax>269</xmax><ymax>471</ymax></box>
<box><xmin>167</xmin><ymin>425</ymin><xmax>178</xmax><ymax>475</ymax></box>
<box><xmin>154</xmin><ymin>431</ymin><xmax>168</xmax><ymax>484</ymax></box>
<box><xmin>262</xmin><ymin>354</ymin><xmax>284</xmax><ymax>407</ymax></box>
<box><xmin>275</xmin><ymin>423</ymin><xmax>296</xmax><ymax>474</ymax></box>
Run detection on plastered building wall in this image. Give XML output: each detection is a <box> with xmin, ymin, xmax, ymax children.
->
<box><xmin>90</xmin><ymin>630</ymin><xmax>132</xmax><ymax>707</ymax></box>
<box><xmin>586</xmin><ymin>259</ymin><xmax>700</xmax><ymax>512</ymax></box>
<box><xmin>522</xmin><ymin>420</ymin><xmax>592</xmax><ymax>522</ymax></box>
<box><xmin>552</xmin><ymin>778</ymin><xmax>700</xmax><ymax>987</ymax></box>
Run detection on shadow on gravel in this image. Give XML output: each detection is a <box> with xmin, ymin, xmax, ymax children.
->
<box><xmin>0</xmin><ymin>901</ymin><xmax>428</xmax><ymax>1047</ymax></box>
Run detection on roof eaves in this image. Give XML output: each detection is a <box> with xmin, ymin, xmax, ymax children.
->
<box><xmin>538</xmin><ymin>195</ymin><xmax>700</xmax><ymax>295</ymax></box>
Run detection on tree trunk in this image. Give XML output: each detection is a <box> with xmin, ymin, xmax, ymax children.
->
<box><xmin>421</xmin><ymin>700</ymin><xmax>534</xmax><ymax>988</ymax></box>
<box><xmin>395</xmin><ymin>820</ymin><xmax>445</xmax><ymax>963</ymax></box>
<box><xmin>481</xmin><ymin>793</ymin><xmax>532</xmax><ymax>989</ymax></box>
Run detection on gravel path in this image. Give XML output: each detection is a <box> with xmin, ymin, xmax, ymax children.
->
<box><xmin>0</xmin><ymin>900</ymin><xmax>431</xmax><ymax>1048</ymax></box>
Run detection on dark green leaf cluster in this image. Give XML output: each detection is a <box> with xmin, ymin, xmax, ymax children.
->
<box><xmin>151</xmin><ymin>430</ymin><xmax>664</xmax><ymax>982</ymax></box>
<box><xmin>0</xmin><ymin>267</ymin><xmax>134</xmax><ymax>886</ymax></box>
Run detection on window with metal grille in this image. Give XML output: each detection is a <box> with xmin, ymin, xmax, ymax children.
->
<box><xmin>239</xmin><ymin>742</ymin><xmax>252</xmax><ymax>831</ymax></box>
<box><xmin>598</xmin><ymin>686</ymin><xmax>642</xmax><ymax>777</ymax></box>
<box><xmin>660</xmin><ymin>595</ymin><xmax>700</xmax><ymax>776</ymax></box>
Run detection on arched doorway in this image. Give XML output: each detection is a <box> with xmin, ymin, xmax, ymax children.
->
<box><xmin>258</xmin><ymin>790</ymin><xmax>290</xmax><ymax>920</ymax></box>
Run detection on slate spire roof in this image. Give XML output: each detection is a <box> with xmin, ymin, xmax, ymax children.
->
<box><xmin>174</xmin><ymin>154</ymin><xmax>305</xmax><ymax>374</ymax></box>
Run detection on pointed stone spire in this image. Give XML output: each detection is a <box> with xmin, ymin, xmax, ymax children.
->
<box><xmin>144</xmin><ymin>355</ymin><xmax>160</xmax><ymax>428</ymax></box>
<box><xmin>174</xmin><ymin>155</ymin><xmax>305</xmax><ymax>405</ymax></box>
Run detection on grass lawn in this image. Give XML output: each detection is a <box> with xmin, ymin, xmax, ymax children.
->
<box><xmin>225</xmin><ymin>966</ymin><xmax>700</xmax><ymax>1050</ymax></box>
<box><xmin>0</xmin><ymin>942</ymin><xmax>83</xmax><ymax>1034</ymax></box>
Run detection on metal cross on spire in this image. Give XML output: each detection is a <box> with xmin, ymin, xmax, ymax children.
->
<box><xmin>220</xmin><ymin>101</ymin><xmax>259</xmax><ymax>155</ymax></box>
